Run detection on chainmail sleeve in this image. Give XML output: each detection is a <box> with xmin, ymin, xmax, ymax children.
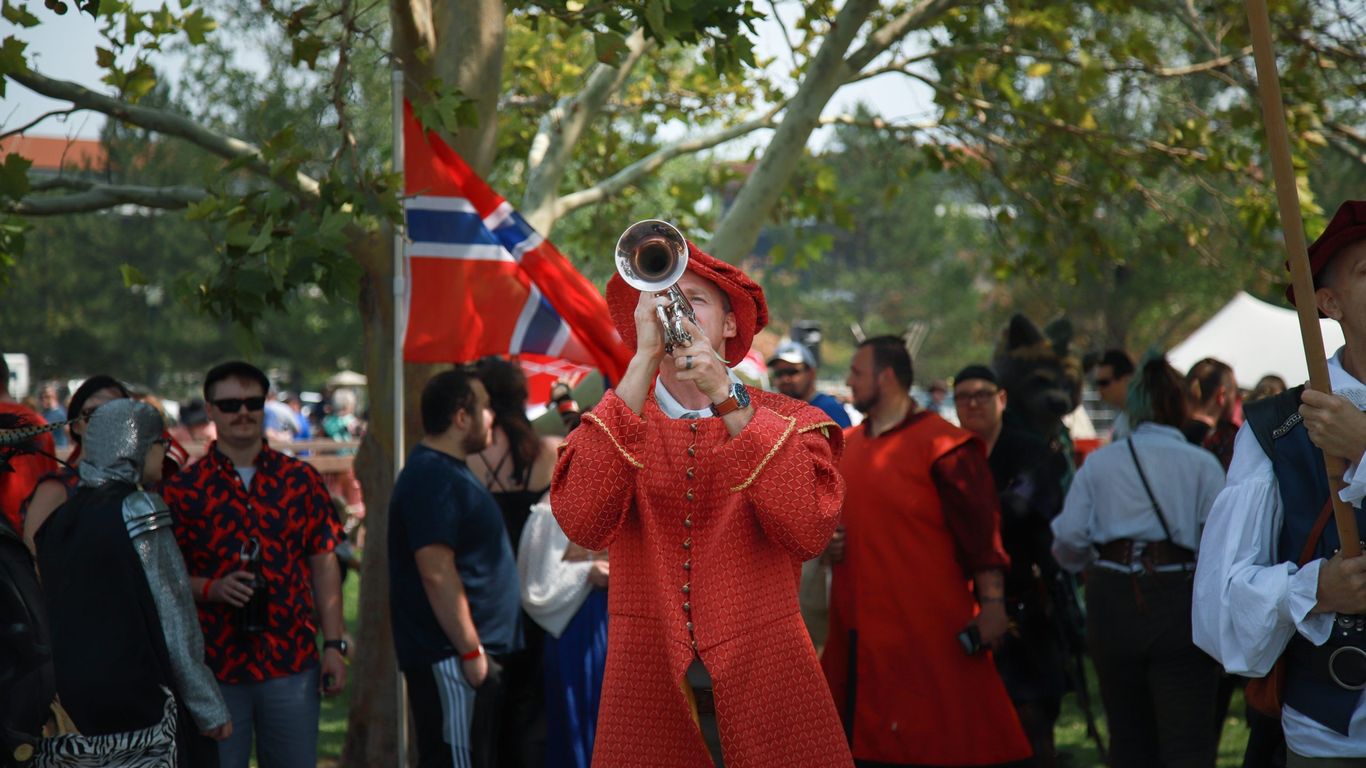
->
<box><xmin>122</xmin><ymin>490</ymin><xmax>230</xmax><ymax>732</ymax></box>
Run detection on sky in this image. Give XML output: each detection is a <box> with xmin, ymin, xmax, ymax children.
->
<box><xmin>0</xmin><ymin>3</ymin><xmax>938</xmax><ymax>152</ymax></box>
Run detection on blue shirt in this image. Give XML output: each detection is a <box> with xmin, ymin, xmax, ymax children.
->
<box><xmin>389</xmin><ymin>444</ymin><xmax>522</xmax><ymax>669</ymax></box>
<box><xmin>809</xmin><ymin>392</ymin><xmax>852</xmax><ymax>428</ymax></box>
<box><xmin>1051</xmin><ymin>422</ymin><xmax>1224</xmax><ymax>574</ymax></box>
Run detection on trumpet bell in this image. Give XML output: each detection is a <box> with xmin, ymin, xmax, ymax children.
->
<box><xmin>615</xmin><ymin>219</ymin><xmax>688</xmax><ymax>292</ymax></box>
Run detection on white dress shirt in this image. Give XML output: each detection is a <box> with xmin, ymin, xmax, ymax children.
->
<box><xmin>1192</xmin><ymin>347</ymin><xmax>1366</xmax><ymax>757</ymax></box>
<box><xmin>1051</xmin><ymin>422</ymin><xmax>1225</xmax><ymax>574</ymax></box>
<box><xmin>653</xmin><ymin>370</ymin><xmax>742</xmax><ymax>420</ymax></box>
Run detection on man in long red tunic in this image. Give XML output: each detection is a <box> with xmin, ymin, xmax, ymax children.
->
<box><xmin>551</xmin><ymin>243</ymin><xmax>853</xmax><ymax>767</ymax></box>
<box><xmin>823</xmin><ymin>336</ymin><xmax>1031</xmax><ymax>766</ymax></box>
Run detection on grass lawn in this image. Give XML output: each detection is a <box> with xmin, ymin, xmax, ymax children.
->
<box><xmin>317</xmin><ymin>571</ymin><xmax>360</xmax><ymax>767</ymax></box>
<box><xmin>314</xmin><ymin>578</ymin><xmax>1256</xmax><ymax>767</ymax></box>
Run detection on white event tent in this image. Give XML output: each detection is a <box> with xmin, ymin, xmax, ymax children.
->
<box><xmin>1167</xmin><ymin>291</ymin><xmax>1346</xmax><ymax>388</ymax></box>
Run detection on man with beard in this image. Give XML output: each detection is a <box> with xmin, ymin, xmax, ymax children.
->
<box><xmin>389</xmin><ymin>368</ymin><xmax>522</xmax><ymax>768</ymax></box>
<box><xmin>823</xmin><ymin>336</ymin><xmax>1030</xmax><ymax>767</ymax></box>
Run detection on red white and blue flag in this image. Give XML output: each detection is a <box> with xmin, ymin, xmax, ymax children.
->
<box><xmin>401</xmin><ymin>102</ymin><xmax>630</xmax><ymax>384</ymax></box>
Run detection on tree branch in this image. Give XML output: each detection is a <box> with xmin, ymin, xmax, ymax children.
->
<box><xmin>848</xmin><ymin>44</ymin><xmax>1251</xmax><ymax>87</ymax></box>
<box><xmin>522</xmin><ymin>29</ymin><xmax>652</xmax><ymax>231</ymax></box>
<box><xmin>844</xmin><ymin>0</ymin><xmax>960</xmax><ymax>74</ymax></box>
<box><xmin>819</xmin><ymin>112</ymin><xmax>938</xmax><ymax>134</ymax></box>
<box><xmin>1</xmin><ymin>108</ymin><xmax>80</xmax><ymax>140</ymax></box>
<box><xmin>5</xmin><ymin>69</ymin><xmax>320</xmax><ymax>199</ymax></box>
<box><xmin>709</xmin><ymin>0</ymin><xmax>882</xmax><ymax>262</ymax></box>
<box><xmin>554</xmin><ymin>108</ymin><xmax>782</xmax><ymax>218</ymax></box>
<box><xmin>7</xmin><ymin>182</ymin><xmax>208</xmax><ymax>215</ymax></box>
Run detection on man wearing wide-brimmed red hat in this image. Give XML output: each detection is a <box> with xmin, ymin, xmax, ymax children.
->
<box><xmin>551</xmin><ymin>241</ymin><xmax>853</xmax><ymax>767</ymax></box>
<box><xmin>1194</xmin><ymin>200</ymin><xmax>1366</xmax><ymax>760</ymax></box>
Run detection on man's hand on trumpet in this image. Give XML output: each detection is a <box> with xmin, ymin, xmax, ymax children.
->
<box><xmin>670</xmin><ymin>314</ymin><xmax>731</xmax><ymax>405</ymax></box>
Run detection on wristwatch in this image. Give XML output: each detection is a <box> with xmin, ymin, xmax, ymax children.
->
<box><xmin>710</xmin><ymin>382</ymin><xmax>751</xmax><ymax>417</ymax></box>
<box><xmin>323</xmin><ymin>639</ymin><xmax>349</xmax><ymax>657</ymax></box>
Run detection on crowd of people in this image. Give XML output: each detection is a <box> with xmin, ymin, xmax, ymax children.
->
<box><xmin>3</xmin><ymin>199</ymin><xmax>1366</xmax><ymax>768</ymax></box>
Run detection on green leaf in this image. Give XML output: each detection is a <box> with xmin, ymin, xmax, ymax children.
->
<box><xmin>1025</xmin><ymin>61</ymin><xmax>1052</xmax><ymax>78</ymax></box>
<box><xmin>95</xmin><ymin>46</ymin><xmax>115</xmax><ymax>67</ymax></box>
<box><xmin>292</xmin><ymin>35</ymin><xmax>325</xmax><ymax>68</ymax></box>
<box><xmin>2</xmin><ymin>2</ymin><xmax>40</xmax><ymax>27</ymax></box>
<box><xmin>593</xmin><ymin>31</ymin><xmax>626</xmax><ymax>65</ymax></box>
<box><xmin>119</xmin><ymin>263</ymin><xmax>148</xmax><ymax>286</ymax></box>
<box><xmin>182</xmin><ymin>8</ymin><xmax>215</xmax><ymax>45</ymax></box>
<box><xmin>0</xmin><ymin>36</ymin><xmax>29</xmax><ymax>80</ymax></box>
<box><xmin>0</xmin><ymin>153</ymin><xmax>32</xmax><ymax>199</ymax></box>
<box><xmin>644</xmin><ymin>0</ymin><xmax>667</xmax><ymax>40</ymax></box>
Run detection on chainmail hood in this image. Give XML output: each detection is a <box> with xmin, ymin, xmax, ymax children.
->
<box><xmin>78</xmin><ymin>399</ymin><xmax>164</xmax><ymax>488</ymax></box>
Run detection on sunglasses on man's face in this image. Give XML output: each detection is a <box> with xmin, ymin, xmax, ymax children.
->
<box><xmin>1095</xmin><ymin>378</ymin><xmax>1113</xmax><ymax>388</ymax></box>
<box><xmin>771</xmin><ymin>367</ymin><xmax>806</xmax><ymax>379</ymax></box>
<box><xmin>211</xmin><ymin>396</ymin><xmax>266</xmax><ymax>413</ymax></box>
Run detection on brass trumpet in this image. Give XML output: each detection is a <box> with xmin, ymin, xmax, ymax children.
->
<box><xmin>615</xmin><ymin>219</ymin><xmax>696</xmax><ymax>354</ymax></box>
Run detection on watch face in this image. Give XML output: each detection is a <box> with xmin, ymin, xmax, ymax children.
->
<box><xmin>733</xmin><ymin>383</ymin><xmax>751</xmax><ymax>408</ymax></box>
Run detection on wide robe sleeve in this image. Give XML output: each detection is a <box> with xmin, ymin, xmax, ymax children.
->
<box><xmin>713</xmin><ymin>403</ymin><xmax>845</xmax><ymax>561</ymax></box>
<box><xmin>551</xmin><ymin>390</ymin><xmax>648</xmax><ymax>550</ymax></box>
<box><xmin>1192</xmin><ymin>424</ymin><xmax>1332</xmax><ymax>677</ymax></box>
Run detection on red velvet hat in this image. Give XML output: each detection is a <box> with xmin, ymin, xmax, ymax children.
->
<box><xmin>1287</xmin><ymin>200</ymin><xmax>1366</xmax><ymax>308</ymax></box>
<box><xmin>607</xmin><ymin>240</ymin><xmax>768</xmax><ymax>366</ymax></box>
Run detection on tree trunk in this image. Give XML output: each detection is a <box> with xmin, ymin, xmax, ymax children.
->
<box><xmin>343</xmin><ymin>4</ymin><xmax>507</xmax><ymax>764</ymax></box>
<box><xmin>340</xmin><ymin>231</ymin><xmax>402</xmax><ymax>766</ymax></box>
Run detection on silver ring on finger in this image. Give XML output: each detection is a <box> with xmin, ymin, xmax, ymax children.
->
<box><xmin>686</xmin><ymin>355</ymin><xmax>694</xmax><ymax>370</ymax></box>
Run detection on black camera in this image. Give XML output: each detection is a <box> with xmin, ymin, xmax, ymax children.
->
<box><xmin>957</xmin><ymin>624</ymin><xmax>984</xmax><ymax>656</ymax></box>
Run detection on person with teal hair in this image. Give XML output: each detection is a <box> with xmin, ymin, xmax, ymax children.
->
<box><xmin>1051</xmin><ymin>353</ymin><xmax>1226</xmax><ymax>767</ymax></box>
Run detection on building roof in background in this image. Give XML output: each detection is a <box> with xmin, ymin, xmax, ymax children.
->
<box><xmin>0</xmin><ymin>135</ymin><xmax>106</xmax><ymax>172</ymax></box>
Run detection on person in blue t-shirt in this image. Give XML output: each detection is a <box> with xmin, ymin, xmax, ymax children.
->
<box><xmin>767</xmin><ymin>339</ymin><xmax>852</xmax><ymax>428</ymax></box>
<box><xmin>389</xmin><ymin>367</ymin><xmax>523</xmax><ymax>768</ymax></box>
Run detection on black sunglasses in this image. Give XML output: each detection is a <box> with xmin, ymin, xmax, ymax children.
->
<box><xmin>771</xmin><ymin>367</ymin><xmax>806</xmax><ymax>378</ymax></box>
<box><xmin>1095</xmin><ymin>378</ymin><xmax>1113</xmax><ymax>387</ymax></box>
<box><xmin>212</xmin><ymin>396</ymin><xmax>267</xmax><ymax>413</ymax></box>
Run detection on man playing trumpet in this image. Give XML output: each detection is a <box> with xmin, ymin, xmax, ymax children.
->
<box><xmin>551</xmin><ymin>225</ymin><xmax>852</xmax><ymax>767</ymax></box>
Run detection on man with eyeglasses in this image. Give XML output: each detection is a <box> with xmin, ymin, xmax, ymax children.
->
<box><xmin>162</xmin><ymin>360</ymin><xmax>346</xmax><ymax>768</ymax></box>
<box><xmin>767</xmin><ymin>340</ymin><xmax>851</xmax><ymax>428</ymax></box>
<box><xmin>1093</xmin><ymin>349</ymin><xmax>1135</xmax><ymax>440</ymax></box>
<box><xmin>954</xmin><ymin>364</ymin><xmax>1070</xmax><ymax>767</ymax></box>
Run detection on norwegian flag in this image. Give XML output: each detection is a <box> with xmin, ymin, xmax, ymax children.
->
<box><xmin>401</xmin><ymin>102</ymin><xmax>630</xmax><ymax>383</ymax></box>
<box><xmin>518</xmin><ymin>353</ymin><xmax>595</xmax><ymax>405</ymax></box>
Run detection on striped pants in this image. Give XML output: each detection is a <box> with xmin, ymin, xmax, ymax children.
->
<box><xmin>406</xmin><ymin>656</ymin><xmax>505</xmax><ymax>768</ymax></box>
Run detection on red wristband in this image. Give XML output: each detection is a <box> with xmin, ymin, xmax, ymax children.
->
<box><xmin>202</xmin><ymin>578</ymin><xmax>214</xmax><ymax>601</ymax></box>
<box><xmin>459</xmin><ymin>644</ymin><xmax>484</xmax><ymax>661</ymax></box>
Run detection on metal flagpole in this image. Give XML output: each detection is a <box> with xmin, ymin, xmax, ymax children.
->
<box><xmin>392</xmin><ymin>65</ymin><xmax>411</xmax><ymax>764</ymax></box>
<box><xmin>1244</xmin><ymin>0</ymin><xmax>1361</xmax><ymax>556</ymax></box>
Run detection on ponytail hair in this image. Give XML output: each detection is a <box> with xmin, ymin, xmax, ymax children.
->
<box><xmin>1126</xmin><ymin>353</ymin><xmax>1187</xmax><ymax>429</ymax></box>
<box><xmin>474</xmin><ymin>356</ymin><xmax>539</xmax><ymax>485</ymax></box>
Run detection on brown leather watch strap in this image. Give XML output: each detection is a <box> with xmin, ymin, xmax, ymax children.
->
<box><xmin>710</xmin><ymin>395</ymin><xmax>742</xmax><ymax>417</ymax></box>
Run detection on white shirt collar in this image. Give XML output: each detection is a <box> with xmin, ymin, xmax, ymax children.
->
<box><xmin>1329</xmin><ymin>346</ymin><xmax>1366</xmax><ymax>410</ymax></box>
<box><xmin>654</xmin><ymin>368</ymin><xmax>743</xmax><ymax>420</ymax></box>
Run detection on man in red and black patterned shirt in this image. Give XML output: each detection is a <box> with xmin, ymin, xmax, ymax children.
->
<box><xmin>162</xmin><ymin>360</ymin><xmax>346</xmax><ymax>768</ymax></box>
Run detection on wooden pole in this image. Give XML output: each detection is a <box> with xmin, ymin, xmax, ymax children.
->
<box><xmin>1244</xmin><ymin>0</ymin><xmax>1360</xmax><ymax>556</ymax></box>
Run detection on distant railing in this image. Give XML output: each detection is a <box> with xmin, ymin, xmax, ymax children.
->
<box><xmin>266</xmin><ymin>439</ymin><xmax>360</xmax><ymax>474</ymax></box>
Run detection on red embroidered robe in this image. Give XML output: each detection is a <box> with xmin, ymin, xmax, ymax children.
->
<box><xmin>551</xmin><ymin>389</ymin><xmax>853</xmax><ymax>767</ymax></box>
